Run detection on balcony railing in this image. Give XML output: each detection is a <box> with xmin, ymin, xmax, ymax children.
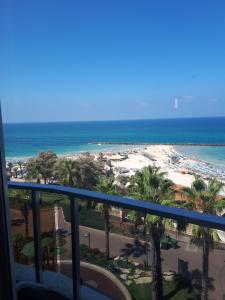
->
<box><xmin>8</xmin><ymin>181</ymin><xmax>225</xmax><ymax>300</ymax></box>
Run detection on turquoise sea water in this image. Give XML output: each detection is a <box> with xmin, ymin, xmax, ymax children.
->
<box><xmin>175</xmin><ymin>145</ymin><xmax>225</xmax><ymax>168</ymax></box>
<box><xmin>3</xmin><ymin>117</ymin><xmax>225</xmax><ymax>164</ymax></box>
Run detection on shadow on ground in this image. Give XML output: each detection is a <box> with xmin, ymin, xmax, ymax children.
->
<box><xmin>120</xmin><ymin>238</ymin><xmax>146</xmax><ymax>259</ymax></box>
<box><xmin>164</xmin><ymin>269</ymin><xmax>214</xmax><ymax>300</ymax></box>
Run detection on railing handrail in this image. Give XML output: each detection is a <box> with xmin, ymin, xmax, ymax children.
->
<box><xmin>8</xmin><ymin>181</ymin><xmax>225</xmax><ymax>231</ymax></box>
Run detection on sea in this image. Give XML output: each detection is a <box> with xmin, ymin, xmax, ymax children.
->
<box><xmin>3</xmin><ymin>117</ymin><xmax>225</xmax><ymax>167</ymax></box>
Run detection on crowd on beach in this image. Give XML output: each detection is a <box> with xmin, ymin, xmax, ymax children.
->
<box><xmin>6</xmin><ymin>145</ymin><xmax>225</xmax><ymax>191</ymax></box>
<box><xmin>93</xmin><ymin>145</ymin><xmax>225</xmax><ymax>190</ymax></box>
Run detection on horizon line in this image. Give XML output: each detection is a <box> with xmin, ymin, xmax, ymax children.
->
<box><xmin>3</xmin><ymin>115</ymin><xmax>225</xmax><ymax>125</ymax></box>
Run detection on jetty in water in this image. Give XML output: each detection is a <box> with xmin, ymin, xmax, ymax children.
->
<box><xmin>90</xmin><ymin>142</ymin><xmax>225</xmax><ymax>146</ymax></box>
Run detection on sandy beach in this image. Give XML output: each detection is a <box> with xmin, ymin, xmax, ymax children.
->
<box><xmin>92</xmin><ymin>145</ymin><xmax>225</xmax><ymax>190</ymax></box>
<box><xmin>8</xmin><ymin>144</ymin><xmax>225</xmax><ymax>192</ymax></box>
<box><xmin>107</xmin><ymin>145</ymin><xmax>194</xmax><ymax>187</ymax></box>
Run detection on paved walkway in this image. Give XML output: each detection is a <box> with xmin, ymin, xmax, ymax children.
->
<box><xmin>57</xmin><ymin>208</ymin><xmax>225</xmax><ymax>300</ymax></box>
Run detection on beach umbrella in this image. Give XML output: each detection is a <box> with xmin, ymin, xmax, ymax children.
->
<box><xmin>21</xmin><ymin>237</ymin><xmax>54</xmax><ymax>258</ymax></box>
<box><xmin>21</xmin><ymin>241</ymin><xmax>35</xmax><ymax>257</ymax></box>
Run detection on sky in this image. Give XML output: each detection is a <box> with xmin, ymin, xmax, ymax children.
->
<box><xmin>0</xmin><ymin>0</ymin><xmax>225</xmax><ymax>123</ymax></box>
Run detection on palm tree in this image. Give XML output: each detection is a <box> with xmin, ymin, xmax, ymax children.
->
<box><xmin>13</xmin><ymin>166</ymin><xmax>18</xmax><ymax>178</ymax></box>
<box><xmin>9</xmin><ymin>189</ymin><xmax>31</xmax><ymax>241</ymax></box>
<box><xmin>12</xmin><ymin>234</ymin><xmax>23</xmax><ymax>261</ymax></box>
<box><xmin>26</xmin><ymin>158</ymin><xmax>41</xmax><ymax>183</ymax></box>
<box><xmin>7</xmin><ymin>162</ymin><xmax>13</xmax><ymax>178</ymax></box>
<box><xmin>182</xmin><ymin>177</ymin><xmax>225</xmax><ymax>300</ymax></box>
<box><xmin>55</xmin><ymin>154</ymin><xmax>103</xmax><ymax>190</ymax></box>
<box><xmin>127</xmin><ymin>210</ymin><xmax>141</xmax><ymax>234</ymax></box>
<box><xmin>97</xmin><ymin>152</ymin><xmax>104</xmax><ymax>162</ymax></box>
<box><xmin>20</xmin><ymin>202</ymin><xmax>29</xmax><ymax>240</ymax></box>
<box><xmin>18</xmin><ymin>161</ymin><xmax>23</xmax><ymax>178</ymax></box>
<box><xmin>57</xmin><ymin>159</ymin><xmax>77</xmax><ymax>186</ymax></box>
<box><xmin>95</xmin><ymin>178</ymin><xmax>116</xmax><ymax>259</ymax></box>
<box><xmin>129</xmin><ymin>166</ymin><xmax>174</xmax><ymax>300</ymax></box>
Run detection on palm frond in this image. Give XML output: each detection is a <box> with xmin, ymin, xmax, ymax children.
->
<box><xmin>215</xmin><ymin>199</ymin><xmax>225</xmax><ymax>213</ymax></box>
<box><xmin>190</xmin><ymin>225</ymin><xmax>203</xmax><ymax>247</ymax></box>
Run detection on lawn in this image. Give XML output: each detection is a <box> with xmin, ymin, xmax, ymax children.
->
<box><xmin>39</xmin><ymin>192</ymin><xmax>105</xmax><ymax>230</ymax></box>
<box><xmin>62</xmin><ymin>202</ymin><xmax>105</xmax><ymax>230</ymax></box>
<box><xmin>128</xmin><ymin>281</ymin><xmax>197</xmax><ymax>300</ymax></box>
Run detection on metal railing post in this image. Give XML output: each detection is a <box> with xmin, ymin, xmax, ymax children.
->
<box><xmin>0</xmin><ymin>105</ymin><xmax>17</xmax><ymax>300</ymax></box>
<box><xmin>31</xmin><ymin>190</ymin><xmax>43</xmax><ymax>283</ymax></box>
<box><xmin>70</xmin><ymin>196</ymin><xmax>80</xmax><ymax>299</ymax></box>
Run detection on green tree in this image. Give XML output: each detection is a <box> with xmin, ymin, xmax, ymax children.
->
<box><xmin>129</xmin><ymin>166</ymin><xmax>174</xmax><ymax>300</ymax></box>
<box><xmin>26</xmin><ymin>151</ymin><xmax>57</xmax><ymax>184</ymax></box>
<box><xmin>26</xmin><ymin>158</ymin><xmax>41</xmax><ymax>183</ymax></box>
<box><xmin>95</xmin><ymin>177</ymin><xmax>117</xmax><ymax>259</ymax></box>
<box><xmin>55</xmin><ymin>154</ymin><xmax>104</xmax><ymax>190</ymax></box>
<box><xmin>72</xmin><ymin>154</ymin><xmax>103</xmax><ymax>190</ymax></box>
<box><xmin>182</xmin><ymin>177</ymin><xmax>225</xmax><ymax>300</ymax></box>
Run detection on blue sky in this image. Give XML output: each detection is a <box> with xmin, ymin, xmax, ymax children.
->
<box><xmin>0</xmin><ymin>0</ymin><xmax>225</xmax><ymax>123</ymax></box>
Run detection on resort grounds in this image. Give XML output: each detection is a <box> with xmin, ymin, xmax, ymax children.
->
<box><xmin>7</xmin><ymin>144</ymin><xmax>225</xmax><ymax>299</ymax></box>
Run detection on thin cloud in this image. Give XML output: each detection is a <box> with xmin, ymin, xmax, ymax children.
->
<box><xmin>138</xmin><ymin>101</ymin><xmax>149</xmax><ymax>108</ymax></box>
<box><xmin>183</xmin><ymin>95</ymin><xmax>194</xmax><ymax>100</ymax></box>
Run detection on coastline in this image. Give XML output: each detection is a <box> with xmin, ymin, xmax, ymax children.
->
<box><xmin>91</xmin><ymin>142</ymin><xmax>225</xmax><ymax>146</ymax></box>
<box><xmin>7</xmin><ymin>144</ymin><xmax>225</xmax><ymax>191</ymax></box>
